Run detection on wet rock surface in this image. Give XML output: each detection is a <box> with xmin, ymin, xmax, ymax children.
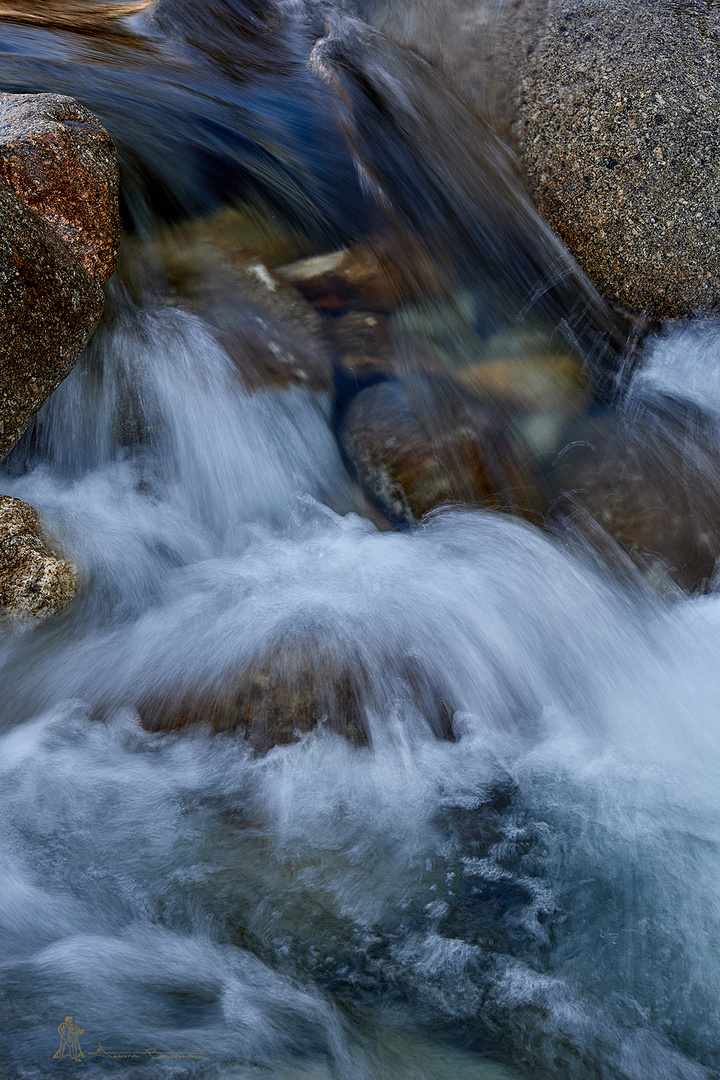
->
<box><xmin>340</xmin><ymin>379</ymin><xmax>458</xmax><ymax>524</ymax></box>
<box><xmin>511</xmin><ymin>0</ymin><xmax>720</xmax><ymax>319</ymax></box>
<box><xmin>0</xmin><ymin>2</ymin><xmax>148</xmax><ymax>34</ymax></box>
<box><xmin>137</xmin><ymin>648</ymin><xmax>455</xmax><ymax>752</ymax></box>
<box><xmin>277</xmin><ymin>246</ymin><xmax>398</xmax><ymax>314</ymax></box>
<box><xmin>0</xmin><ymin>178</ymin><xmax>105</xmax><ymax>460</ymax></box>
<box><xmin>454</xmin><ymin>338</ymin><xmax>591</xmax><ymax>462</ymax></box>
<box><xmin>160</xmin><ymin>243</ymin><xmax>334</xmax><ymax>392</ymax></box>
<box><xmin>364</xmin><ymin>0</ymin><xmax>537</xmax><ymax>136</ymax></box>
<box><xmin>331</xmin><ymin>311</ymin><xmax>394</xmax><ymax>370</ymax></box>
<box><xmin>457</xmin><ymin>347</ymin><xmax>588</xmax><ymax>419</ymax></box>
<box><xmin>340</xmin><ymin>375</ymin><xmax>547</xmax><ymax>525</ymax></box>
<box><xmin>0</xmin><ymin>92</ymin><xmax>120</xmax><ymax>283</ymax></box>
<box><xmin>331</xmin><ymin>311</ymin><xmax>398</xmax><ymax>412</ymax></box>
<box><xmin>549</xmin><ymin>399</ymin><xmax>720</xmax><ymax>592</ymax></box>
<box><xmin>277</xmin><ymin>240</ymin><xmax>443</xmax><ymax>315</ymax></box>
<box><xmin>0</xmin><ymin>496</ymin><xmax>77</xmax><ymax>620</ymax></box>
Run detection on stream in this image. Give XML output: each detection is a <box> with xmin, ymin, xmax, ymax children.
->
<box><xmin>1</xmin><ymin>2</ymin><xmax>720</xmax><ymax>1078</ymax></box>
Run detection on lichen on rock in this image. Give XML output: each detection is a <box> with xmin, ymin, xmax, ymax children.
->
<box><xmin>0</xmin><ymin>496</ymin><xmax>78</xmax><ymax>621</ymax></box>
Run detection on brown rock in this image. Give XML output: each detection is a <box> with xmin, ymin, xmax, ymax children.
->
<box><xmin>456</xmin><ymin>346</ymin><xmax>590</xmax><ymax>461</ymax></box>
<box><xmin>0</xmin><ymin>178</ymin><xmax>105</xmax><ymax>459</ymax></box>
<box><xmin>457</xmin><ymin>352</ymin><xmax>587</xmax><ymax>418</ymax></box>
<box><xmin>0</xmin><ymin>93</ymin><xmax>120</xmax><ymax>283</ymax></box>
<box><xmin>158</xmin><ymin>241</ymin><xmax>333</xmax><ymax>392</ymax></box>
<box><xmin>0</xmin><ymin>496</ymin><xmax>77</xmax><ymax>620</ymax></box>
<box><xmin>277</xmin><ymin>246</ymin><xmax>394</xmax><ymax>313</ymax></box>
<box><xmin>341</xmin><ymin>380</ymin><xmax>455</xmax><ymax>524</ymax></box>
<box><xmin>137</xmin><ymin>648</ymin><xmax>455</xmax><ymax>752</ymax></box>
<box><xmin>276</xmin><ymin>240</ymin><xmax>443</xmax><ymax>315</ymax></box>
<box><xmin>332</xmin><ymin>311</ymin><xmax>393</xmax><ymax>367</ymax></box>
<box><xmin>331</xmin><ymin>311</ymin><xmax>399</xmax><ymax>408</ymax></box>
<box><xmin>511</xmin><ymin>0</ymin><xmax>720</xmax><ymax>319</ymax></box>
<box><xmin>549</xmin><ymin>402</ymin><xmax>720</xmax><ymax>592</ymax></box>
<box><xmin>340</xmin><ymin>376</ymin><xmax>547</xmax><ymax>525</ymax></box>
<box><xmin>120</xmin><ymin>205</ymin><xmax>319</xmax><ymax>294</ymax></box>
<box><xmin>0</xmin><ymin>2</ymin><xmax>151</xmax><ymax>34</ymax></box>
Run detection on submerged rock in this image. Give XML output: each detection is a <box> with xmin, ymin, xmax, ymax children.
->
<box><xmin>144</xmin><ymin>204</ymin><xmax>315</xmax><ymax>271</ymax></box>
<box><xmin>137</xmin><ymin>649</ymin><xmax>455</xmax><ymax>752</ymax></box>
<box><xmin>340</xmin><ymin>375</ymin><xmax>547</xmax><ymax>525</ymax></box>
<box><xmin>512</xmin><ymin>0</ymin><xmax>720</xmax><ymax>319</ymax></box>
<box><xmin>0</xmin><ymin>93</ymin><xmax>120</xmax><ymax>283</ymax></box>
<box><xmin>341</xmin><ymin>380</ymin><xmax>456</xmax><ymax>524</ymax></box>
<box><xmin>277</xmin><ymin>246</ymin><xmax>397</xmax><ymax>313</ymax></box>
<box><xmin>457</xmin><ymin>350</ymin><xmax>587</xmax><ymax>418</ymax></box>
<box><xmin>0</xmin><ymin>496</ymin><xmax>77</xmax><ymax>621</ymax></box>
<box><xmin>156</xmin><ymin>242</ymin><xmax>334</xmax><ymax>392</ymax></box>
<box><xmin>332</xmin><ymin>311</ymin><xmax>394</xmax><ymax>371</ymax></box>
<box><xmin>455</xmin><ymin>343</ymin><xmax>590</xmax><ymax>462</ymax></box>
<box><xmin>276</xmin><ymin>240</ymin><xmax>443</xmax><ymax>314</ymax></box>
<box><xmin>549</xmin><ymin>401</ymin><xmax>720</xmax><ymax>592</ymax></box>
<box><xmin>331</xmin><ymin>311</ymin><xmax>399</xmax><ymax>412</ymax></box>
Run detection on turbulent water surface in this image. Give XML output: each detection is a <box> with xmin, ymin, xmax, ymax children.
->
<box><xmin>1</xmin><ymin>3</ymin><xmax>720</xmax><ymax>1079</ymax></box>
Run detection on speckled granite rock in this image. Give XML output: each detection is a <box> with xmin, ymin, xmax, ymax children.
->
<box><xmin>511</xmin><ymin>0</ymin><xmax>720</xmax><ymax>319</ymax></box>
<box><xmin>0</xmin><ymin>178</ymin><xmax>105</xmax><ymax>459</ymax></box>
<box><xmin>0</xmin><ymin>496</ymin><xmax>78</xmax><ymax>620</ymax></box>
<box><xmin>0</xmin><ymin>93</ymin><xmax>120</xmax><ymax>283</ymax></box>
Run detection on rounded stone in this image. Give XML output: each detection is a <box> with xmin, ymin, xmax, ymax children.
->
<box><xmin>159</xmin><ymin>242</ymin><xmax>334</xmax><ymax>393</ymax></box>
<box><xmin>137</xmin><ymin>647</ymin><xmax>456</xmax><ymax>752</ymax></box>
<box><xmin>549</xmin><ymin>400</ymin><xmax>720</xmax><ymax>592</ymax></box>
<box><xmin>340</xmin><ymin>375</ymin><xmax>548</xmax><ymax>525</ymax></box>
<box><xmin>0</xmin><ymin>496</ymin><xmax>78</xmax><ymax>621</ymax></box>
<box><xmin>0</xmin><ymin>93</ymin><xmax>121</xmax><ymax>284</ymax></box>
<box><xmin>511</xmin><ymin>0</ymin><xmax>720</xmax><ymax>319</ymax></box>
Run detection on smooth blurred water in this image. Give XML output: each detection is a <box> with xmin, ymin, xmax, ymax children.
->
<box><xmin>1</xmin><ymin>2</ymin><xmax>720</xmax><ymax>1079</ymax></box>
<box><xmin>1</xmin><ymin>294</ymin><xmax>720</xmax><ymax>1079</ymax></box>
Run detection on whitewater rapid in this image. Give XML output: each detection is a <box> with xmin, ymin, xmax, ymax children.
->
<box><xmin>1</xmin><ymin>299</ymin><xmax>720</xmax><ymax>1078</ymax></box>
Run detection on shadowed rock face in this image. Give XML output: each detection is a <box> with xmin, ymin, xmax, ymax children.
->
<box><xmin>0</xmin><ymin>496</ymin><xmax>77</xmax><ymax>620</ymax></box>
<box><xmin>0</xmin><ymin>93</ymin><xmax>120</xmax><ymax>283</ymax></box>
<box><xmin>549</xmin><ymin>400</ymin><xmax>720</xmax><ymax>593</ymax></box>
<box><xmin>511</xmin><ymin>0</ymin><xmax>720</xmax><ymax>319</ymax></box>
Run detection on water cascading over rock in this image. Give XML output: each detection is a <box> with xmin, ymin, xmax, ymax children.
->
<box><xmin>3</xmin><ymin>5</ymin><xmax>720</xmax><ymax>1078</ymax></box>
<box><xmin>0</xmin><ymin>91</ymin><xmax>120</xmax><ymax>618</ymax></box>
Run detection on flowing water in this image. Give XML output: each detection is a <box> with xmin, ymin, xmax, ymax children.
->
<box><xmin>1</xmin><ymin>3</ymin><xmax>720</xmax><ymax>1079</ymax></box>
